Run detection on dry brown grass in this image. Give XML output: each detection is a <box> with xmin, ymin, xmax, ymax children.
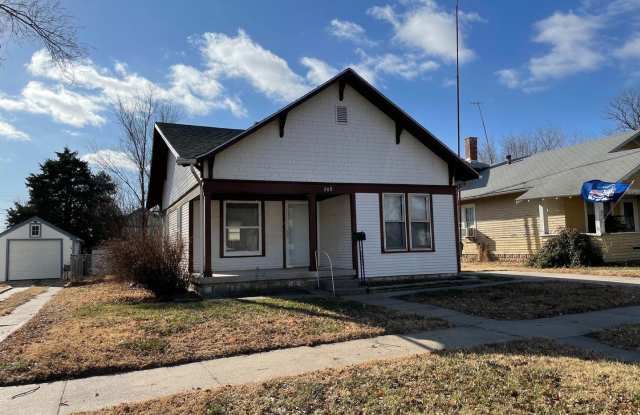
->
<box><xmin>463</xmin><ymin>262</ymin><xmax>640</xmax><ymax>278</ymax></box>
<box><xmin>590</xmin><ymin>324</ymin><xmax>640</xmax><ymax>352</ymax></box>
<box><xmin>0</xmin><ymin>280</ymin><xmax>448</xmax><ymax>386</ymax></box>
<box><xmin>84</xmin><ymin>339</ymin><xmax>640</xmax><ymax>415</ymax></box>
<box><xmin>400</xmin><ymin>281</ymin><xmax>640</xmax><ymax>320</ymax></box>
<box><xmin>0</xmin><ymin>287</ymin><xmax>47</xmax><ymax>316</ymax></box>
<box><xmin>0</xmin><ymin>284</ymin><xmax>9</xmax><ymax>292</ymax></box>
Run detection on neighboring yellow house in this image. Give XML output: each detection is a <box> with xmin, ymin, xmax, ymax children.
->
<box><xmin>459</xmin><ymin>132</ymin><xmax>640</xmax><ymax>264</ymax></box>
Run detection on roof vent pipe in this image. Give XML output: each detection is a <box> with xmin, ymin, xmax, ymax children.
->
<box><xmin>506</xmin><ymin>154</ymin><xmax>512</xmax><ymax>165</ymax></box>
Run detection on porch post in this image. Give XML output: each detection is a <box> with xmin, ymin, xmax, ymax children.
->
<box><xmin>203</xmin><ymin>192</ymin><xmax>212</xmax><ymax>276</ymax></box>
<box><xmin>308</xmin><ymin>193</ymin><xmax>318</xmax><ymax>271</ymax></box>
<box><xmin>595</xmin><ymin>202</ymin><xmax>605</xmax><ymax>236</ymax></box>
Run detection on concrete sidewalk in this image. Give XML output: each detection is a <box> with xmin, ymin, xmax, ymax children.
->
<box><xmin>465</xmin><ymin>270</ymin><xmax>640</xmax><ymax>286</ymax></box>
<box><xmin>0</xmin><ymin>287</ymin><xmax>60</xmax><ymax>343</ymax></box>
<box><xmin>0</xmin><ymin>326</ymin><xmax>517</xmax><ymax>415</ymax></box>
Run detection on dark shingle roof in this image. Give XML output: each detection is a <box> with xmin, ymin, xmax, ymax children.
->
<box><xmin>155</xmin><ymin>122</ymin><xmax>243</xmax><ymax>159</ymax></box>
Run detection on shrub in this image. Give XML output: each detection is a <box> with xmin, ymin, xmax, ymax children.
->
<box><xmin>528</xmin><ymin>228</ymin><xmax>603</xmax><ymax>268</ymax></box>
<box><xmin>107</xmin><ymin>230</ymin><xmax>187</xmax><ymax>299</ymax></box>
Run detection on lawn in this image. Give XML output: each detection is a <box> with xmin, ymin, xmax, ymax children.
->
<box><xmin>399</xmin><ymin>281</ymin><xmax>640</xmax><ymax>320</ymax></box>
<box><xmin>590</xmin><ymin>324</ymin><xmax>640</xmax><ymax>352</ymax></box>
<box><xmin>0</xmin><ymin>287</ymin><xmax>47</xmax><ymax>316</ymax></box>
<box><xmin>463</xmin><ymin>261</ymin><xmax>640</xmax><ymax>278</ymax></box>
<box><xmin>84</xmin><ymin>339</ymin><xmax>640</xmax><ymax>415</ymax></box>
<box><xmin>0</xmin><ymin>280</ymin><xmax>447</xmax><ymax>386</ymax></box>
<box><xmin>0</xmin><ymin>284</ymin><xmax>9</xmax><ymax>292</ymax></box>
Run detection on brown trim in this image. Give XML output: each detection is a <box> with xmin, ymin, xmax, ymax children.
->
<box><xmin>195</xmin><ymin>69</ymin><xmax>478</xmax><ymax>182</ymax></box>
<box><xmin>219</xmin><ymin>200</ymin><xmax>266</xmax><ymax>258</ymax></box>
<box><xmin>282</xmin><ymin>200</ymin><xmax>286</xmax><ymax>268</ymax></box>
<box><xmin>203</xmin><ymin>193</ymin><xmax>212</xmax><ymax>276</ymax></box>
<box><xmin>350</xmin><ymin>193</ymin><xmax>357</xmax><ymax>272</ymax></box>
<box><xmin>308</xmin><ymin>194</ymin><xmax>318</xmax><ymax>271</ymax></box>
<box><xmin>380</xmin><ymin>192</ymin><xmax>435</xmax><ymax>254</ymax></box>
<box><xmin>188</xmin><ymin>199</ymin><xmax>194</xmax><ymax>274</ymax></box>
<box><xmin>453</xmin><ymin>188</ymin><xmax>461</xmax><ymax>273</ymax></box>
<box><xmin>203</xmin><ymin>179</ymin><xmax>456</xmax><ymax>197</ymax></box>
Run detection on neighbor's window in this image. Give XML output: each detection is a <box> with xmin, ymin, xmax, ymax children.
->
<box><xmin>622</xmin><ymin>200</ymin><xmax>636</xmax><ymax>232</ymax></box>
<box><xmin>382</xmin><ymin>193</ymin><xmax>406</xmax><ymax>251</ymax></box>
<box><xmin>224</xmin><ymin>201</ymin><xmax>262</xmax><ymax>256</ymax></box>
<box><xmin>30</xmin><ymin>222</ymin><xmax>41</xmax><ymax>238</ymax></box>
<box><xmin>409</xmin><ymin>194</ymin><xmax>433</xmax><ymax>250</ymax></box>
<box><xmin>176</xmin><ymin>205</ymin><xmax>183</xmax><ymax>240</ymax></box>
<box><xmin>461</xmin><ymin>205</ymin><xmax>476</xmax><ymax>238</ymax></box>
<box><xmin>586</xmin><ymin>202</ymin><xmax>596</xmax><ymax>233</ymax></box>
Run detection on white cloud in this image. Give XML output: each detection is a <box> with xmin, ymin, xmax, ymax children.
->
<box><xmin>0</xmin><ymin>121</ymin><xmax>30</xmax><ymax>141</ymax></box>
<box><xmin>351</xmin><ymin>49</ymin><xmax>439</xmax><ymax>84</ymax></box>
<box><xmin>199</xmin><ymin>29</ymin><xmax>311</xmax><ymax>102</ymax></box>
<box><xmin>615</xmin><ymin>34</ymin><xmax>640</xmax><ymax>59</ymax></box>
<box><xmin>528</xmin><ymin>12</ymin><xmax>603</xmax><ymax>80</ymax></box>
<box><xmin>0</xmin><ymin>81</ymin><xmax>106</xmax><ymax>127</ymax></box>
<box><xmin>328</xmin><ymin>19</ymin><xmax>375</xmax><ymax>46</ymax></box>
<box><xmin>301</xmin><ymin>57</ymin><xmax>339</xmax><ymax>84</ymax></box>
<box><xmin>82</xmin><ymin>149</ymin><xmax>137</xmax><ymax>171</ymax></box>
<box><xmin>368</xmin><ymin>0</ymin><xmax>481</xmax><ymax>64</ymax></box>
<box><xmin>495</xmin><ymin>68</ymin><xmax>522</xmax><ymax>89</ymax></box>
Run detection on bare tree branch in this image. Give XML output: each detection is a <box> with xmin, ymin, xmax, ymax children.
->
<box><xmin>500</xmin><ymin>127</ymin><xmax>566</xmax><ymax>159</ymax></box>
<box><xmin>0</xmin><ymin>0</ymin><xmax>84</xmax><ymax>67</ymax></box>
<box><xmin>607</xmin><ymin>89</ymin><xmax>640</xmax><ymax>132</ymax></box>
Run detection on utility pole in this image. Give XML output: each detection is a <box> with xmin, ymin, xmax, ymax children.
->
<box><xmin>470</xmin><ymin>101</ymin><xmax>495</xmax><ymax>164</ymax></box>
<box><xmin>455</xmin><ymin>0</ymin><xmax>462</xmax><ymax>273</ymax></box>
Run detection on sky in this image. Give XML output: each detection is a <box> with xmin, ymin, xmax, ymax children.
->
<box><xmin>1</xmin><ymin>0</ymin><xmax>640</xmax><ymax>228</ymax></box>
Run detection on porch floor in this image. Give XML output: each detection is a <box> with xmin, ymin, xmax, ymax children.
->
<box><xmin>196</xmin><ymin>267</ymin><xmax>357</xmax><ymax>284</ymax></box>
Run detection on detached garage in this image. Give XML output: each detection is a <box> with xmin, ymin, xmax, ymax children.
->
<box><xmin>0</xmin><ymin>216</ymin><xmax>82</xmax><ymax>281</ymax></box>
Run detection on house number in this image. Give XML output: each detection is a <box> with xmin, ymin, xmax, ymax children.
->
<box><xmin>323</xmin><ymin>185</ymin><xmax>335</xmax><ymax>193</ymax></box>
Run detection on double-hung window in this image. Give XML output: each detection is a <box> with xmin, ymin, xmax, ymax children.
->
<box><xmin>382</xmin><ymin>193</ymin><xmax>406</xmax><ymax>251</ymax></box>
<box><xmin>382</xmin><ymin>193</ymin><xmax>434</xmax><ymax>252</ymax></box>
<box><xmin>223</xmin><ymin>201</ymin><xmax>262</xmax><ymax>256</ymax></box>
<box><xmin>409</xmin><ymin>194</ymin><xmax>433</xmax><ymax>250</ymax></box>
<box><xmin>461</xmin><ymin>205</ymin><xmax>476</xmax><ymax>238</ymax></box>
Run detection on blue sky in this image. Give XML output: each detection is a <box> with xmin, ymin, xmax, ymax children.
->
<box><xmin>1</xmin><ymin>0</ymin><xmax>640</xmax><ymax>228</ymax></box>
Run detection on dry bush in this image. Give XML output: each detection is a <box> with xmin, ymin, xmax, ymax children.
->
<box><xmin>107</xmin><ymin>230</ymin><xmax>186</xmax><ymax>299</ymax></box>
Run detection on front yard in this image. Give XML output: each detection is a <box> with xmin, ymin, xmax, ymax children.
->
<box><xmin>86</xmin><ymin>339</ymin><xmax>640</xmax><ymax>415</ymax></box>
<box><xmin>0</xmin><ymin>287</ymin><xmax>47</xmax><ymax>316</ymax></box>
<box><xmin>0</xmin><ymin>280</ymin><xmax>447</xmax><ymax>386</ymax></box>
<box><xmin>590</xmin><ymin>324</ymin><xmax>640</xmax><ymax>352</ymax></box>
<box><xmin>463</xmin><ymin>261</ymin><xmax>640</xmax><ymax>278</ymax></box>
<box><xmin>399</xmin><ymin>281</ymin><xmax>640</xmax><ymax>320</ymax></box>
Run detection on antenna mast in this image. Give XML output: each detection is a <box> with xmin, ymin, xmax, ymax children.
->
<box><xmin>456</xmin><ymin>0</ymin><xmax>461</xmax><ymax>157</ymax></box>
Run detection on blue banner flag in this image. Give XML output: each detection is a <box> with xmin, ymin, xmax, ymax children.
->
<box><xmin>581</xmin><ymin>180</ymin><xmax>630</xmax><ymax>203</ymax></box>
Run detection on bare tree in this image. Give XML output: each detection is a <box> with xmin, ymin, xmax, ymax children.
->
<box><xmin>96</xmin><ymin>88</ymin><xmax>180</xmax><ymax>231</ymax></box>
<box><xmin>0</xmin><ymin>0</ymin><xmax>84</xmax><ymax>66</ymax></box>
<box><xmin>607</xmin><ymin>88</ymin><xmax>640</xmax><ymax>131</ymax></box>
<box><xmin>501</xmin><ymin>127</ymin><xmax>566</xmax><ymax>159</ymax></box>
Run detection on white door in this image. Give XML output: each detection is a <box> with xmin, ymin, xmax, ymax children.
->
<box><xmin>286</xmin><ymin>202</ymin><xmax>310</xmax><ymax>267</ymax></box>
<box><xmin>8</xmin><ymin>240</ymin><xmax>62</xmax><ymax>280</ymax></box>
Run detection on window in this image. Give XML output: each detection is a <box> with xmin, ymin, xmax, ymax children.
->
<box><xmin>29</xmin><ymin>222</ymin><xmax>41</xmax><ymax>238</ymax></box>
<box><xmin>586</xmin><ymin>202</ymin><xmax>596</xmax><ymax>233</ymax></box>
<box><xmin>382</xmin><ymin>193</ymin><xmax>406</xmax><ymax>251</ymax></box>
<box><xmin>409</xmin><ymin>194</ymin><xmax>433</xmax><ymax>250</ymax></box>
<box><xmin>381</xmin><ymin>193</ymin><xmax>435</xmax><ymax>252</ymax></box>
<box><xmin>176</xmin><ymin>205</ymin><xmax>183</xmax><ymax>240</ymax></box>
<box><xmin>223</xmin><ymin>201</ymin><xmax>262</xmax><ymax>256</ymax></box>
<box><xmin>461</xmin><ymin>205</ymin><xmax>476</xmax><ymax>238</ymax></box>
<box><xmin>622</xmin><ymin>200</ymin><xmax>636</xmax><ymax>232</ymax></box>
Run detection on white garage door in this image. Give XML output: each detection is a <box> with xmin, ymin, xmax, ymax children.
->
<box><xmin>8</xmin><ymin>239</ymin><xmax>62</xmax><ymax>280</ymax></box>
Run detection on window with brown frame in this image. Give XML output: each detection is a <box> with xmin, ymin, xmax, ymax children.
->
<box><xmin>381</xmin><ymin>193</ymin><xmax>434</xmax><ymax>252</ymax></box>
<box><xmin>223</xmin><ymin>200</ymin><xmax>262</xmax><ymax>257</ymax></box>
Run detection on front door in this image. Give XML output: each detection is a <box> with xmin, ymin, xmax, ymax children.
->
<box><xmin>286</xmin><ymin>201</ymin><xmax>310</xmax><ymax>267</ymax></box>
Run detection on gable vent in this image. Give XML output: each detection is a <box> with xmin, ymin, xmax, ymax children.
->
<box><xmin>335</xmin><ymin>105</ymin><xmax>348</xmax><ymax>124</ymax></box>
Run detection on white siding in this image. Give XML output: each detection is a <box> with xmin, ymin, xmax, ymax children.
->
<box><xmin>192</xmin><ymin>199</ymin><xmax>202</xmax><ymax>273</ymax></box>
<box><xmin>355</xmin><ymin>193</ymin><xmax>457</xmax><ymax>278</ymax></box>
<box><xmin>213</xmin><ymin>83</ymin><xmax>449</xmax><ymax>185</ymax></box>
<box><xmin>161</xmin><ymin>151</ymin><xmax>198</xmax><ymax>210</ymax></box>
<box><xmin>0</xmin><ymin>221</ymin><xmax>76</xmax><ymax>281</ymax></box>
<box><xmin>318</xmin><ymin>195</ymin><xmax>353</xmax><ymax>269</ymax></box>
<box><xmin>212</xmin><ymin>200</ymin><xmax>284</xmax><ymax>271</ymax></box>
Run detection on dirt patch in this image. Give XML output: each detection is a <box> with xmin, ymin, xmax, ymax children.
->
<box><xmin>83</xmin><ymin>339</ymin><xmax>640</xmax><ymax>415</ymax></box>
<box><xmin>0</xmin><ymin>280</ymin><xmax>448</xmax><ymax>386</ymax></box>
<box><xmin>0</xmin><ymin>287</ymin><xmax>48</xmax><ymax>316</ymax></box>
<box><xmin>399</xmin><ymin>281</ymin><xmax>640</xmax><ymax>320</ymax></box>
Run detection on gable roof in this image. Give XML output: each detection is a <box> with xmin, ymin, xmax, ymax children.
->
<box><xmin>0</xmin><ymin>216</ymin><xmax>83</xmax><ymax>241</ymax></box>
<box><xmin>191</xmin><ymin>68</ymin><xmax>477</xmax><ymax>181</ymax></box>
<box><xmin>154</xmin><ymin>123</ymin><xmax>243</xmax><ymax>160</ymax></box>
<box><xmin>460</xmin><ymin>130</ymin><xmax>640</xmax><ymax>201</ymax></box>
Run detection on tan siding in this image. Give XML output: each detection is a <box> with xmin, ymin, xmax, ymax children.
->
<box><xmin>564</xmin><ymin>197</ymin><xmax>586</xmax><ymax>232</ymax></box>
<box><xmin>594</xmin><ymin>233</ymin><xmax>640</xmax><ymax>263</ymax></box>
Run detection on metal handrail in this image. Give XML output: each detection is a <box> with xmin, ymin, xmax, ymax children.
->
<box><xmin>314</xmin><ymin>250</ymin><xmax>335</xmax><ymax>296</ymax></box>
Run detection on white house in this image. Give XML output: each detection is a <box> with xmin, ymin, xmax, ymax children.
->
<box><xmin>0</xmin><ymin>217</ymin><xmax>82</xmax><ymax>281</ymax></box>
<box><xmin>146</xmin><ymin>69</ymin><xmax>478</xmax><ymax>294</ymax></box>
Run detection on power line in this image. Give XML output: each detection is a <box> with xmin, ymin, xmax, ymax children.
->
<box><xmin>470</xmin><ymin>101</ymin><xmax>496</xmax><ymax>164</ymax></box>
